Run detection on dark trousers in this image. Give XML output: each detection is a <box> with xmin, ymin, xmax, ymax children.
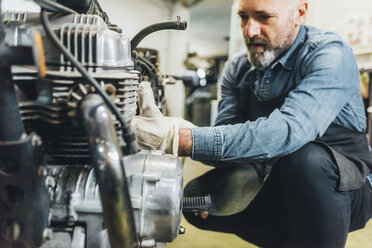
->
<box><xmin>184</xmin><ymin>143</ymin><xmax>372</xmax><ymax>248</ymax></box>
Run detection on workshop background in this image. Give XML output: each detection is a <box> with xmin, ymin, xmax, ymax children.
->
<box><xmin>3</xmin><ymin>0</ymin><xmax>372</xmax><ymax>247</ymax></box>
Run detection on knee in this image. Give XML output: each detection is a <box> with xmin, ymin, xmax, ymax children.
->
<box><xmin>274</xmin><ymin>143</ymin><xmax>337</xmax><ymax>183</ymax></box>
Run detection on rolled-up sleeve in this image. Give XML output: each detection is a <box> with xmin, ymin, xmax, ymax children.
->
<box><xmin>192</xmin><ymin>126</ymin><xmax>223</xmax><ymax>161</ymax></box>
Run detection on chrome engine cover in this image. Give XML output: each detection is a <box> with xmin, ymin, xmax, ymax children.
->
<box><xmin>123</xmin><ymin>151</ymin><xmax>183</xmax><ymax>246</ymax></box>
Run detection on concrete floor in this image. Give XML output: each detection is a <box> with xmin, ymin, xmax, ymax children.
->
<box><xmin>168</xmin><ymin>158</ymin><xmax>372</xmax><ymax>248</ymax></box>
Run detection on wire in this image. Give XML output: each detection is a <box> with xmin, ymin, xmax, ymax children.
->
<box><xmin>93</xmin><ymin>0</ymin><xmax>111</xmax><ymax>25</ymax></box>
<box><xmin>136</xmin><ymin>56</ymin><xmax>161</xmax><ymax>100</ymax></box>
<box><xmin>39</xmin><ymin>9</ymin><xmax>138</xmax><ymax>154</ymax></box>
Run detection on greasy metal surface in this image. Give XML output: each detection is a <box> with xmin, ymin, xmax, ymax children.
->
<box><xmin>81</xmin><ymin>94</ymin><xmax>138</xmax><ymax>248</ymax></box>
<box><xmin>0</xmin><ymin>133</ymin><xmax>49</xmax><ymax>247</ymax></box>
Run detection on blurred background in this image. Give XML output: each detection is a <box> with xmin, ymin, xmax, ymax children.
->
<box><xmin>3</xmin><ymin>0</ymin><xmax>372</xmax><ymax>247</ymax></box>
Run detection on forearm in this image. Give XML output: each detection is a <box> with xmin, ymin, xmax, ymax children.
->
<box><xmin>190</xmin><ymin>113</ymin><xmax>318</xmax><ymax>164</ymax></box>
<box><xmin>178</xmin><ymin>128</ymin><xmax>193</xmax><ymax>156</ymax></box>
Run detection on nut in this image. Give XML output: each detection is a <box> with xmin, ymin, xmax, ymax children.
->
<box><xmin>178</xmin><ymin>226</ymin><xmax>186</xmax><ymax>235</ymax></box>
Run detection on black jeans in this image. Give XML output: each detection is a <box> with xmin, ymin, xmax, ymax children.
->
<box><xmin>184</xmin><ymin>143</ymin><xmax>372</xmax><ymax>248</ymax></box>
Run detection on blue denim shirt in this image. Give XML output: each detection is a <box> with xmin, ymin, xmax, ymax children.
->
<box><xmin>192</xmin><ymin>25</ymin><xmax>366</xmax><ymax>164</ymax></box>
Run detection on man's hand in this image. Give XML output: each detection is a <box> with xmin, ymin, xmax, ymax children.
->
<box><xmin>131</xmin><ymin>81</ymin><xmax>195</xmax><ymax>156</ymax></box>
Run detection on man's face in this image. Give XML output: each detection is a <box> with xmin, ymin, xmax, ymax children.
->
<box><xmin>238</xmin><ymin>0</ymin><xmax>304</xmax><ymax>69</ymax></box>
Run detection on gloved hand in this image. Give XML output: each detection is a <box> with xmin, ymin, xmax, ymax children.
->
<box><xmin>131</xmin><ymin>81</ymin><xmax>195</xmax><ymax>156</ymax></box>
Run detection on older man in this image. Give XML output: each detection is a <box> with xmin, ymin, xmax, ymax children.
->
<box><xmin>132</xmin><ymin>0</ymin><xmax>372</xmax><ymax>247</ymax></box>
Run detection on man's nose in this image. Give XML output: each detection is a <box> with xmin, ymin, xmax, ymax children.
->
<box><xmin>245</xmin><ymin>18</ymin><xmax>261</xmax><ymax>38</ymax></box>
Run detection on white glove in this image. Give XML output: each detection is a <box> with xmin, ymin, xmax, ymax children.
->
<box><xmin>131</xmin><ymin>81</ymin><xmax>195</xmax><ymax>156</ymax></box>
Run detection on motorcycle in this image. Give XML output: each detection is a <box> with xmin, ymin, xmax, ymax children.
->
<box><xmin>0</xmin><ymin>0</ymin><xmax>209</xmax><ymax>247</ymax></box>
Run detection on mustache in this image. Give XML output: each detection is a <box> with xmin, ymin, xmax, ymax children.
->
<box><xmin>246</xmin><ymin>36</ymin><xmax>270</xmax><ymax>46</ymax></box>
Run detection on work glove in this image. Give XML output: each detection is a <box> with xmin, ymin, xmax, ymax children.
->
<box><xmin>131</xmin><ymin>81</ymin><xmax>195</xmax><ymax>156</ymax></box>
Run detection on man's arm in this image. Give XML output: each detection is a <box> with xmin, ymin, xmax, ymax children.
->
<box><xmin>190</xmin><ymin>41</ymin><xmax>362</xmax><ymax>163</ymax></box>
<box><xmin>178</xmin><ymin>128</ymin><xmax>192</xmax><ymax>156</ymax></box>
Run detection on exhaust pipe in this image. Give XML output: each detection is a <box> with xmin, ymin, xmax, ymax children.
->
<box><xmin>81</xmin><ymin>94</ymin><xmax>138</xmax><ymax>248</ymax></box>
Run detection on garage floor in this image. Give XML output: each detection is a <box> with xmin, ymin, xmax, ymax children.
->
<box><xmin>168</xmin><ymin>158</ymin><xmax>372</xmax><ymax>248</ymax></box>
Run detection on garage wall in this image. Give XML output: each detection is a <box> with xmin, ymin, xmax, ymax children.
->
<box><xmin>306</xmin><ymin>0</ymin><xmax>372</xmax><ymax>30</ymax></box>
<box><xmin>2</xmin><ymin>0</ymin><xmax>40</xmax><ymax>11</ymax></box>
<box><xmin>186</xmin><ymin>0</ymin><xmax>233</xmax><ymax>57</ymax></box>
<box><xmin>306</xmin><ymin>0</ymin><xmax>372</xmax><ymax>69</ymax></box>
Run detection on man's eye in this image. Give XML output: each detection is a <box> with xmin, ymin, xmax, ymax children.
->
<box><xmin>257</xmin><ymin>15</ymin><xmax>271</xmax><ymax>21</ymax></box>
<box><xmin>239</xmin><ymin>14</ymin><xmax>248</xmax><ymax>21</ymax></box>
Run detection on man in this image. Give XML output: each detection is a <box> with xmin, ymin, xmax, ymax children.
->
<box><xmin>131</xmin><ymin>0</ymin><xmax>372</xmax><ymax>247</ymax></box>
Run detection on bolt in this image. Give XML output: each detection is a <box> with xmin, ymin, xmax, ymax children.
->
<box><xmin>43</xmin><ymin>228</ymin><xmax>53</xmax><ymax>241</ymax></box>
<box><xmin>2</xmin><ymin>220</ymin><xmax>21</xmax><ymax>241</ymax></box>
<box><xmin>31</xmin><ymin>135</ymin><xmax>42</xmax><ymax>147</ymax></box>
<box><xmin>51</xmin><ymin>168</ymin><xmax>58</xmax><ymax>177</ymax></box>
<box><xmin>48</xmin><ymin>213</ymin><xmax>52</xmax><ymax>225</ymax></box>
<box><xmin>38</xmin><ymin>166</ymin><xmax>47</xmax><ymax>177</ymax></box>
<box><xmin>140</xmin><ymin>239</ymin><xmax>156</xmax><ymax>248</ymax></box>
<box><xmin>48</xmin><ymin>187</ymin><xmax>54</xmax><ymax>201</ymax></box>
<box><xmin>178</xmin><ymin>226</ymin><xmax>186</xmax><ymax>235</ymax></box>
<box><xmin>144</xmin><ymin>175</ymin><xmax>160</xmax><ymax>183</ymax></box>
<box><xmin>45</xmin><ymin>176</ymin><xmax>56</xmax><ymax>188</ymax></box>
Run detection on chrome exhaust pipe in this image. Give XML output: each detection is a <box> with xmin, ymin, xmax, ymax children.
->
<box><xmin>81</xmin><ymin>94</ymin><xmax>138</xmax><ymax>248</ymax></box>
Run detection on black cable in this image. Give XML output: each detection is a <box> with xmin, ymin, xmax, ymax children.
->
<box><xmin>136</xmin><ymin>56</ymin><xmax>161</xmax><ymax>101</ymax></box>
<box><xmin>34</xmin><ymin>0</ymin><xmax>77</xmax><ymax>14</ymax></box>
<box><xmin>135</xmin><ymin>59</ymin><xmax>158</xmax><ymax>100</ymax></box>
<box><xmin>136</xmin><ymin>59</ymin><xmax>153</xmax><ymax>80</ymax></box>
<box><xmin>138</xmin><ymin>56</ymin><xmax>158</xmax><ymax>75</ymax></box>
<box><xmin>39</xmin><ymin>10</ymin><xmax>138</xmax><ymax>154</ymax></box>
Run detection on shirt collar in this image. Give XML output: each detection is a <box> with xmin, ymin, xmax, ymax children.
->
<box><xmin>277</xmin><ymin>25</ymin><xmax>306</xmax><ymax>70</ymax></box>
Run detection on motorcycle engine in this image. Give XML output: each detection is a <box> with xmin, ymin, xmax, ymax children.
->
<box><xmin>1</xmin><ymin>9</ymin><xmax>186</xmax><ymax>248</ymax></box>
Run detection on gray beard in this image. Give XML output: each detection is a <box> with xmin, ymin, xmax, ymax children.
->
<box><xmin>247</xmin><ymin>47</ymin><xmax>282</xmax><ymax>69</ymax></box>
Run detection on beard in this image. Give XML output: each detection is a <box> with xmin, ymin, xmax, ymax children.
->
<box><xmin>245</xmin><ymin>21</ymin><xmax>295</xmax><ymax>70</ymax></box>
<box><xmin>246</xmin><ymin>38</ymin><xmax>283</xmax><ymax>69</ymax></box>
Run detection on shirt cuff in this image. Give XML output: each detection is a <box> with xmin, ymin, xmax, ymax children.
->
<box><xmin>191</xmin><ymin>126</ymin><xmax>222</xmax><ymax>161</ymax></box>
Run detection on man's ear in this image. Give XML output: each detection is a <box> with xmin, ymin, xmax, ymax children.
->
<box><xmin>295</xmin><ymin>1</ymin><xmax>308</xmax><ymax>26</ymax></box>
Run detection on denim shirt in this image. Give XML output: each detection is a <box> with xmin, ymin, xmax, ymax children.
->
<box><xmin>191</xmin><ymin>25</ymin><xmax>367</xmax><ymax>164</ymax></box>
